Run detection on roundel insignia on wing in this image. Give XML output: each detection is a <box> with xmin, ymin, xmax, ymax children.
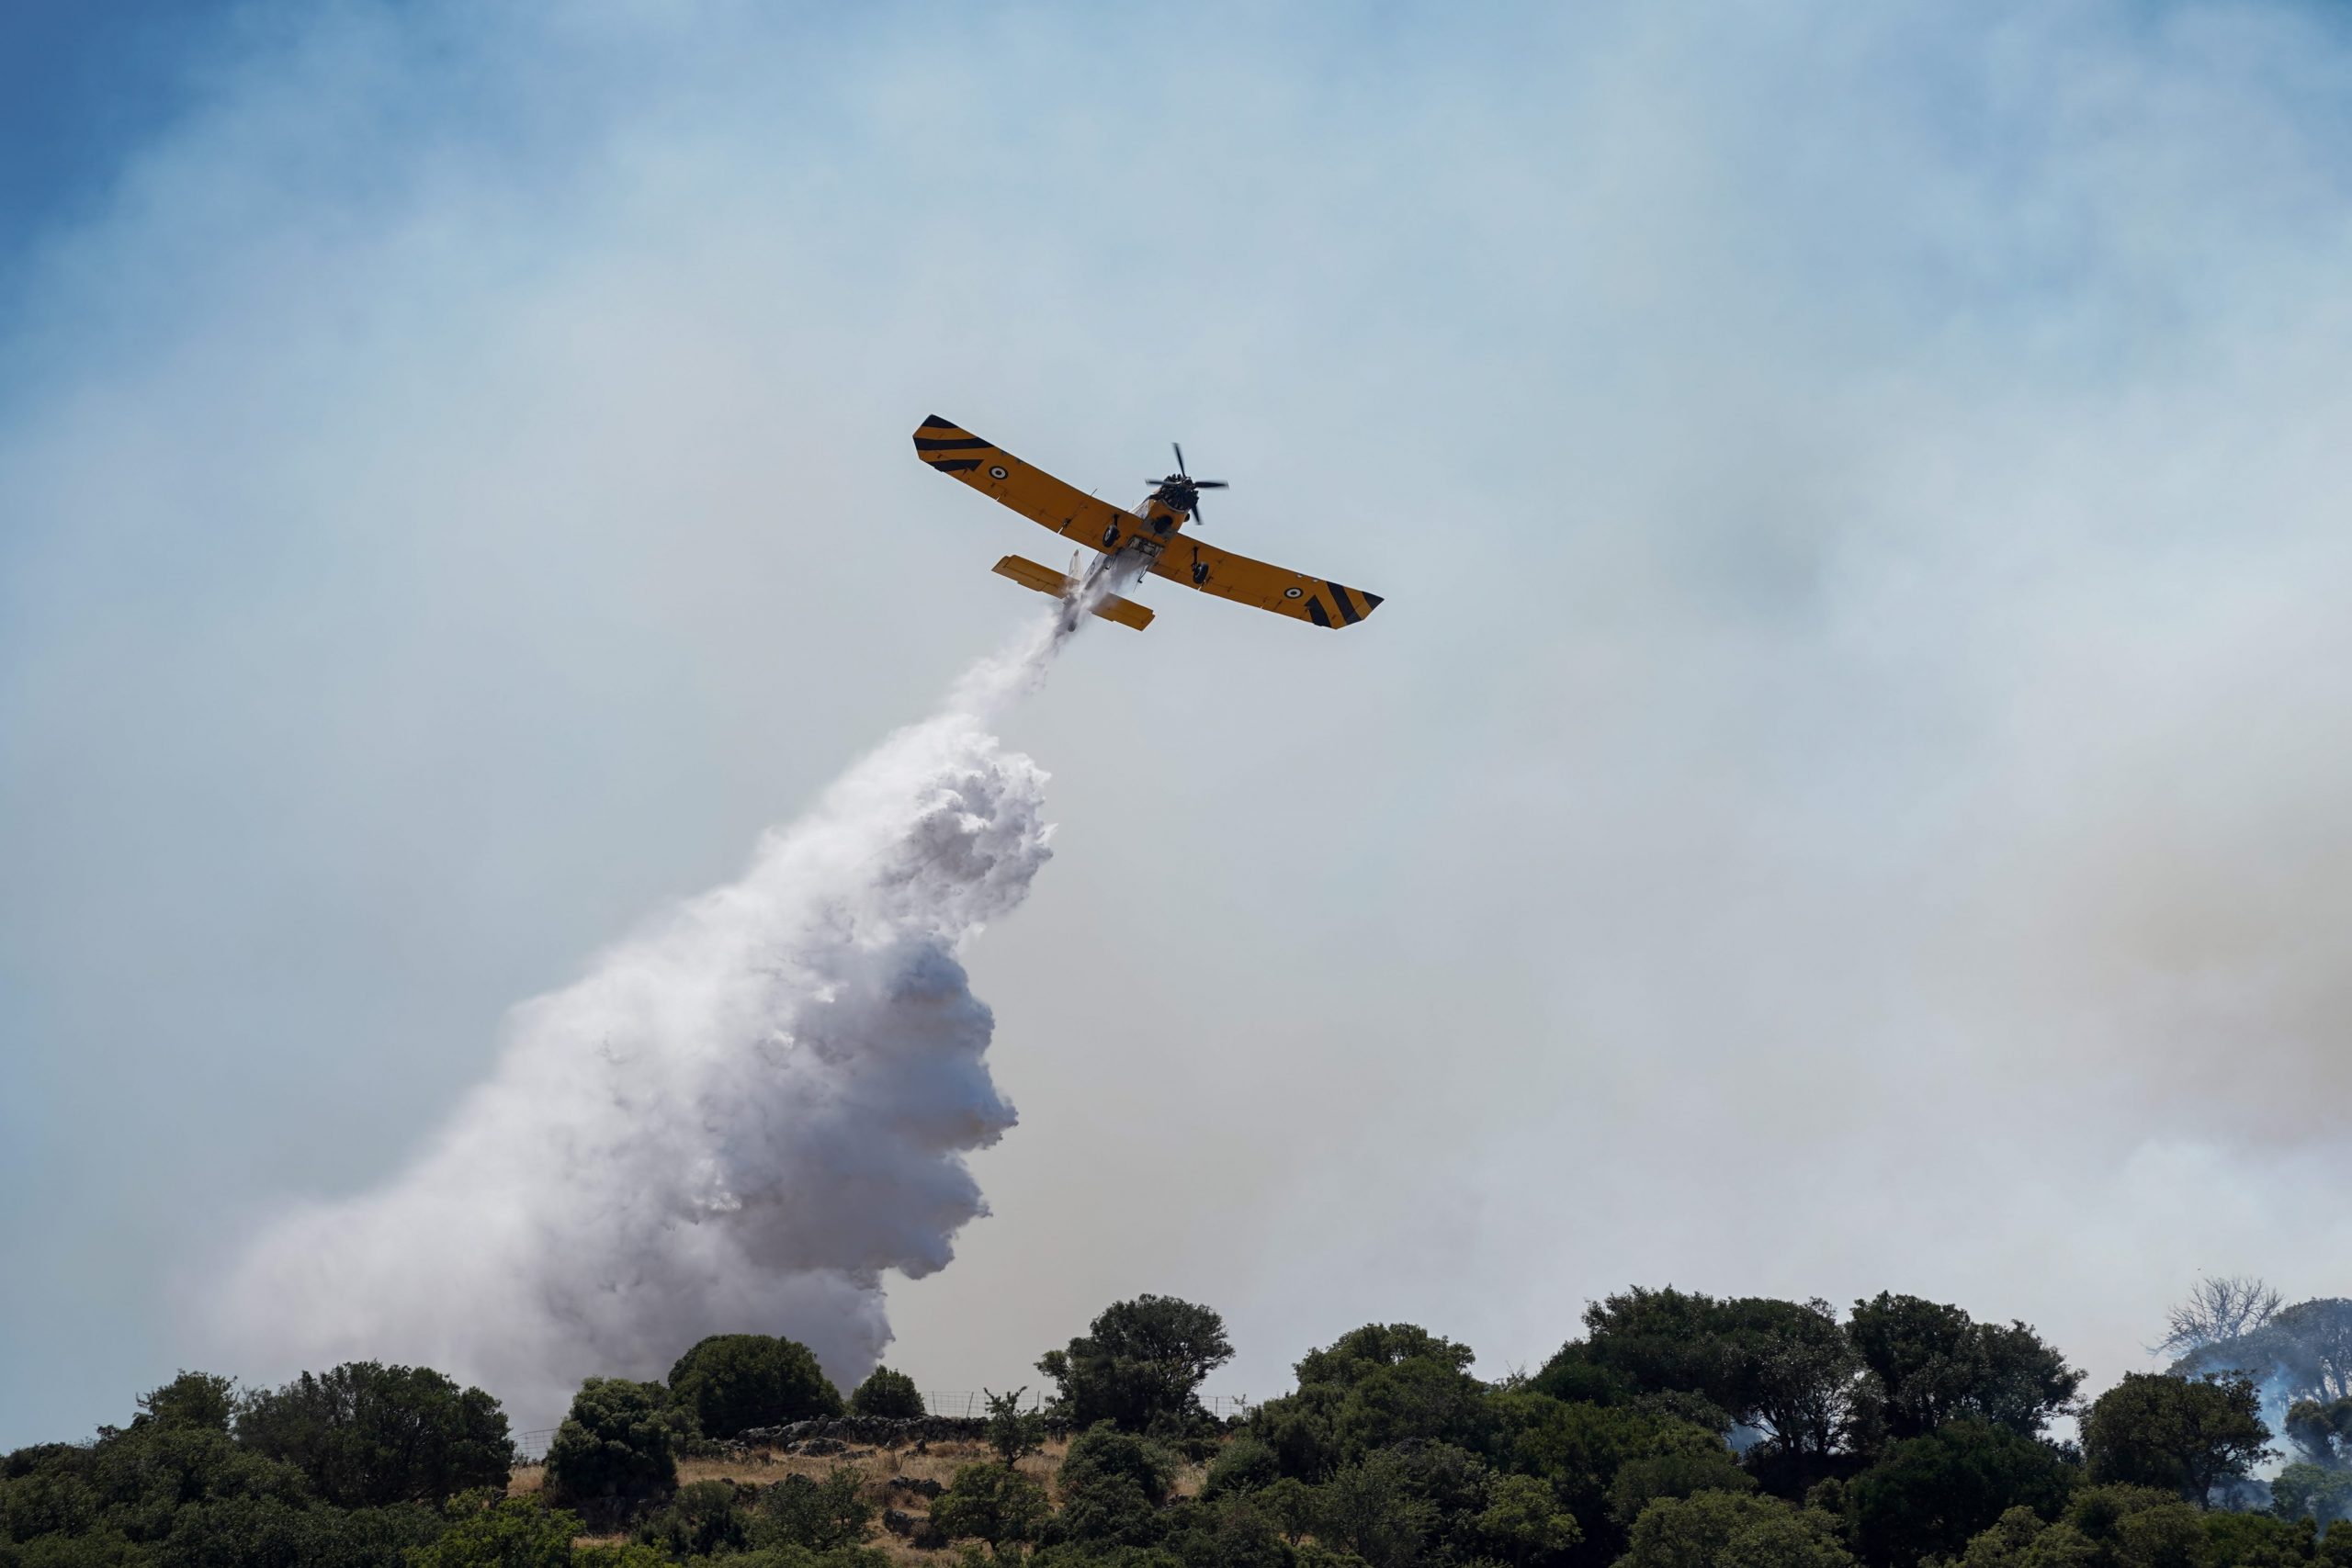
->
<box><xmin>989</xmin><ymin>465</ymin><xmax>1008</xmax><ymax>479</ymax></box>
<box><xmin>1284</xmin><ymin>586</ymin><xmax>1303</xmax><ymax>598</ymax></box>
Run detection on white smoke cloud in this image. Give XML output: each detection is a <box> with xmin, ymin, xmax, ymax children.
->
<box><xmin>209</xmin><ymin>613</ymin><xmax>1081</xmax><ymax>1422</ymax></box>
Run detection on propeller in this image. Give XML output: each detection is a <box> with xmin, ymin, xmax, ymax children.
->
<box><xmin>1148</xmin><ymin>442</ymin><xmax>1229</xmax><ymax>523</ymax></box>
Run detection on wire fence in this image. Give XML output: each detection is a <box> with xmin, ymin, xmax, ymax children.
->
<box><xmin>509</xmin><ymin>1391</ymin><xmax>1255</xmax><ymax>1464</ymax></box>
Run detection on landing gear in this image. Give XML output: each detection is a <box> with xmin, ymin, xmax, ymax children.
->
<box><xmin>1102</xmin><ymin>520</ymin><xmax>1121</xmax><ymax>547</ymax></box>
<box><xmin>1192</xmin><ymin>558</ymin><xmax>1210</xmax><ymax>585</ymax></box>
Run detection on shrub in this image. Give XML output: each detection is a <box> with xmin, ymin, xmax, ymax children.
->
<box><xmin>1053</xmin><ymin>1424</ymin><xmax>1178</xmax><ymax>1548</ymax></box>
<box><xmin>753</xmin><ymin>1464</ymin><xmax>872</xmax><ymax>1553</ymax></box>
<box><xmin>666</xmin><ymin>1336</ymin><xmax>843</xmax><ymax>1438</ymax></box>
<box><xmin>408</xmin><ymin>1496</ymin><xmax>578</xmax><ymax>1568</ymax></box>
<box><xmin>1203</xmin><ymin>1434</ymin><xmax>1283</xmax><ymax>1499</ymax></box>
<box><xmin>1621</xmin><ymin>1492</ymin><xmax>1853</xmax><ymax>1568</ymax></box>
<box><xmin>544</xmin><ymin>1378</ymin><xmax>676</xmax><ymax>1523</ymax></box>
<box><xmin>931</xmin><ymin>1461</ymin><xmax>1051</xmax><ymax>1551</ymax></box>
<box><xmin>846</xmin><ymin>1366</ymin><xmax>925</xmax><ymax>1419</ymax></box>
<box><xmin>633</xmin><ymin>1479</ymin><xmax>751</xmax><ymax>1557</ymax></box>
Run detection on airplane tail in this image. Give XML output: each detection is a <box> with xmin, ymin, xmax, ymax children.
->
<box><xmin>991</xmin><ymin>555</ymin><xmax>1154</xmax><ymax>630</ymax></box>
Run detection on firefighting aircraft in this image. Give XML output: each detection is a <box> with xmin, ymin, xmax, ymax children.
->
<box><xmin>912</xmin><ymin>415</ymin><xmax>1383</xmax><ymax>631</ymax></box>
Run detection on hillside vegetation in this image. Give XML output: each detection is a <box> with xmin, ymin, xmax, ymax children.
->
<box><xmin>8</xmin><ymin>1281</ymin><xmax>2352</xmax><ymax>1568</ymax></box>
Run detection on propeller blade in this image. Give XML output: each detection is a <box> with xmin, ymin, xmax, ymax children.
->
<box><xmin>1172</xmin><ymin>442</ymin><xmax>1186</xmax><ymax>477</ymax></box>
<box><xmin>1191</xmin><ymin>497</ymin><xmax>1205</xmax><ymax>524</ymax></box>
<box><xmin>1193</xmin><ymin>479</ymin><xmax>1229</xmax><ymax>489</ymax></box>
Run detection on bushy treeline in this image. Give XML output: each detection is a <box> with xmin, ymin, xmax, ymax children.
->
<box><xmin>9</xmin><ymin>1285</ymin><xmax>2352</xmax><ymax>1568</ymax></box>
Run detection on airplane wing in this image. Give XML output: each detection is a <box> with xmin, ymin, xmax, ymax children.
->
<box><xmin>912</xmin><ymin>415</ymin><xmax>1136</xmax><ymax>552</ymax></box>
<box><xmin>1148</xmin><ymin>536</ymin><xmax>1384</xmax><ymax>628</ymax></box>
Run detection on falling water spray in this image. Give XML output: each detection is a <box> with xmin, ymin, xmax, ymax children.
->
<box><xmin>210</xmin><ymin>606</ymin><xmax>1099</xmax><ymax>1424</ymax></box>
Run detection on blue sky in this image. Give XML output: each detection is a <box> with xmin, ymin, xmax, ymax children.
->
<box><xmin>0</xmin><ymin>1</ymin><xmax>241</xmax><ymax>274</ymax></box>
<box><xmin>9</xmin><ymin>0</ymin><xmax>2352</xmax><ymax>1446</ymax></box>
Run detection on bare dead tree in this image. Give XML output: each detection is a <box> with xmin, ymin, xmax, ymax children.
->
<box><xmin>2156</xmin><ymin>1275</ymin><xmax>2284</xmax><ymax>1357</ymax></box>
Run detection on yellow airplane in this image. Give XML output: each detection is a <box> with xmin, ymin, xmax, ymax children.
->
<box><xmin>912</xmin><ymin>415</ymin><xmax>1384</xmax><ymax>632</ymax></box>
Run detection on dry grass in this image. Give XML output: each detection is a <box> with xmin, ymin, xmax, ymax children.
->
<box><xmin>675</xmin><ymin>1434</ymin><xmax>1069</xmax><ymax>1495</ymax></box>
<box><xmin>515</xmin><ymin>1436</ymin><xmax>1086</xmax><ymax>1558</ymax></box>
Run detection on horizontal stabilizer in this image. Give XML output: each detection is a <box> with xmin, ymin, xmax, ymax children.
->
<box><xmin>991</xmin><ymin>555</ymin><xmax>1153</xmax><ymax>630</ymax></box>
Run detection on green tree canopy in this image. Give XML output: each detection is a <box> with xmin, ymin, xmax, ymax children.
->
<box><xmin>233</xmin><ymin>1361</ymin><xmax>513</xmax><ymax>1507</ymax></box>
<box><xmin>1560</xmin><ymin>1290</ymin><xmax>1868</xmax><ymax>1466</ymax></box>
<box><xmin>135</xmin><ymin>1372</ymin><xmax>237</xmax><ymax>1434</ymax></box>
<box><xmin>665</xmin><ymin>1334</ymin><xmax>843</xmax><ymax>1438</ymax></box>
<box><xmin>2269</xmin><ymin>1462</ymin><xmax>2352</xmax><ymax>1529</ymax></box>
<box><xmin>1295</xmin><ymin>1325</ymin><xmax>1477</xmax><ymax>1389</ymax></box>
<box><xmin>2281</xmin><ymin>1398</ymin><xmax>2352</xmax><ymax>1469</ymax></box>
<box><xmin>2082</xmin><ymin>1375</ymin><xmax>2271</xmax><ymax>1506</ymax></box>
<box><xmin>1619</xmin><ymin>1489</ymin><xmax>1854</xmax><ymax>1568</ymax></box>
<box><xmin>845</xmin><ymin>1365</ymin><xmax>924</xmax><ymax>1419</ymax></box>
<box><xmin>544</xmin><ymin>1377</ymin><xmax>677</xmax><ymax>1523</ymax></box>
<box><xmin>1036</xmin><ymin>1294</ymin><xmax>1234</xmax><ymax>1433</ymax></box>
<box><xmin>1051</xmin><ymin>1423</ymin><xmax>1179</xmax><ymax>1549</ymax></box>
<box><xmin>1847</xmin><ymin>1293</ymin><xmax>2084</xmax><ymax>1440</ymax></box>
<box><xmin>1847</xmin><ymin>1418</ymin><xmax>2077</xmax><ymax>1568</ymax></box>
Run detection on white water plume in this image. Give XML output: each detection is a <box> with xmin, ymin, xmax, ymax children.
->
<box><xmin>209</xmin><ymin>611</ymin><xmax>1088</xmax><ymax>1423</ymax></box>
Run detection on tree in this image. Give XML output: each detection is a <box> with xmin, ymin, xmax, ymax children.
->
<box><xmin>2201</xmin><ymin>1510</ymin><xmax>2313</xmax><ymax>1568</ymax></box>
<box><xmin>2282</xmin><ymin>1398</ymin><xmax>2352</xmax><ymax>1469</ymax></box>
<box><xmin>1052</xmin><ymin>1424</ymin><xmax>1178</xmax><ymax>1549</ymax></box>
<box><xmin>930</xmin><ymin>1461</ymin><xmax>1050</xmax><ymax>1551</ymax></box>
<box><xmin>2157</xmin><ymin>1280</ymin><xmax>2284</xmax><ymax>1359</ymax></box>
<box><xmin>137</xmin><ymin>1373</ymin><xmax>236</xmax><ymax>1434</ymax></box>
<box><xmin>2061</xmin><ymin>1484</ymin><xmax>2212</xmax><ymax>1568</ymax></box>
<box><xmin>1295</xmin><ymin>1325</ymin><xmax>1477</xmax><ymax>1389</ymax></box>
<box><xmin>233</xmin><ymin>1361</ymin><xmax>514</xmax><ymax>1507</ymax></box>
<box><xmin>1848</xmin><ymin>1294</ymin><xmax>2083</xmax><ymax>1440</ymax></box>
<box><xmin>1608</xmin><ymin>1432</ymin><xmax>1758</xmax><ymax>1528</ymax></box>
<box><xmin>1737</xmin><ymin>1298</ymin><xmax>1871</xmax><ymax>1467</ymax></box>
<box><xmin>544</xmin><ymin>1378</ymin><xmax>676</xmax><ymax>1523</ymax></box>
<box><xmin>1571</xmin><ymin>1288</ymin><xmax>1749</xmax><ymax>1416</ymax></box>
<box><xmin>1487</xmin><ymin>1393</ymin><xmax>1697</xmax><ymax>1560</ymax></box>
<box><xmin>1571</xmin><ymin>1290</ymin><xmax>1869</xmax><ymax>1468</ymax></box>
<box><xmin>665</xmin><ymin>1335</ymin><xmax>842</xmax><ymax>1438</ymax></box>
<box><xmin>847</xmin><ymin>1366</ymin><xmax>924</xmax><ymax>1419</ymax></box>
<box><xmin>1846</xmin><ymin>1419</ymin><xmax>2077</xmax><ymax>1568</ymax></box>
<box><xmin>1619</xmin><ymin>1490</ymin><xmax>1852</xmax><ymax>1568</ymax></box>
<box><xmin>1037</xmin><ymin>1294</ymin><xmax>1234</xmax><ymax>1434</ymax></box>
<box><xmin>2270</xmin><ymin>1462</ymin><xmax>2352</xmax><ymax>1528</ymax></box>
<box><xmin>1333</xmin><ymin>1355</ymin><xmax>1492</xmax><ymax>1460</ymax></box>
<box><xmin>982</xmin><ymin>1387</ymin><xmax>1045</xmax><ymax>1469</ymax></box>
<box><xmin>2082</xmin><ymin>1376</ymin><xmax>2271</xmax><ymax>1507</ymax></box>
<box><xmin>1951</xmin><ymin>1506</ymin><xmax>2101</xmax><ymax>1568</ymax></box>
<box><xmin>1477</xmin><ymin>1472</ymin><xmax>1582</xmax><ymax>1567</ymax></box>
<box><xmin>1314</xmin><ymin>1450</ymin><xmax>1441</xmax><ymax>1568</ymax></box>
<box><xmin>408</xmin><ymin>1496</ymin><xmax>579</xmax><ymax>1568</ymax></box>
<box><xmin>1202</xmin><ymin>1434</ymin><xmax>1283</xmax><ymax>1499</ymax></box>
<box><xmin>2173</xmin><ymin>1300</ymin><xmax>2352</xmax><ymax>1405</ymax></box>
<box><xmin>1160</xmin><ymin>1492</ymin><xmax>1300</xmax><ymax>1568</ymax></box>
<box><xmin>155</xmin><ymin>1493</ymin><xmax>442</xmax><ymax>1568</ymax></box>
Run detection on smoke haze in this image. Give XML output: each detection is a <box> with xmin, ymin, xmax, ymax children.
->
<box><xmin>11</xmin><ymin>1</ymin><xmax>2352</xmax><ymax>1445</ymax></box>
